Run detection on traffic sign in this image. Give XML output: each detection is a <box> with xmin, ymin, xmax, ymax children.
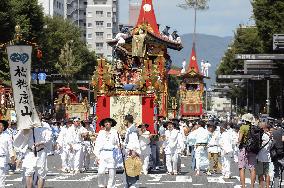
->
<box><xmin>235</xmin><ymin>54</ymin><xmax>284</xmax><ymax>60</ymax></box>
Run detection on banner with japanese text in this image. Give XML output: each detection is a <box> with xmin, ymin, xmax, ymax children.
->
<box><xmin>7</xmin><ymin>45</ymin><xmax>41</xmax><ymax>129</ymax></box>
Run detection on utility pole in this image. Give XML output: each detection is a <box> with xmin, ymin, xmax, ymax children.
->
<box><xmin>267</xmin><ymin>79</ymin><xmax>270</xmax><ymax>116</ymax></box>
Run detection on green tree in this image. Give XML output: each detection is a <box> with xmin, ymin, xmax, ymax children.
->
<box><xmin>0</xmin><ymin>0</ymin><xmax>15</xmax><ymax>43</ymax></box>
<box><xmin>10</xmin><ymin>0</ymin><xmax>44</xmax><ymax>42</ymax></box>
<box><xmin>252</xmin><ymin>0</ymin><xmax>284</xmax><ymax>52</ymax></box>
<box><xmin>216</xmin><ymin>26</ymin><xmax>263</xmax><ymax>76</ymax></box>
<box><xmin>40</xmin><ymin>16</ymin><xmax>97</xmax><ymax>78</ymax></box>
<box><xmin>178</xmin><ymin>0</ymin><xmax>210</xmax><ymax>10</ymax></box>
<box><xmin>55</xmin><ymin>41</ymin><xmax>82</xmax><ymax>84</ymax></box>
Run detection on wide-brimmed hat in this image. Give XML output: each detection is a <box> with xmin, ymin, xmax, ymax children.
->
<box><xmin>242</xmin><ymin>113</ymin><xmax>254</xmax><ymax>123</ymax></box>
<box><xmin>0</xmin><ymin>120</ymin><xmax>9</xmax><ymax>131</ymax></box>
<box><xmin>99</xmin><ymin>118</ymin><xmax>117</xmax><ymax>127</ymax></box>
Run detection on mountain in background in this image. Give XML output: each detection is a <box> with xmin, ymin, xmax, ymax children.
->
<box><xmin>168</xmin><ymin>33</ymin><xmax>232</xmax><ymax>87</ymax></box>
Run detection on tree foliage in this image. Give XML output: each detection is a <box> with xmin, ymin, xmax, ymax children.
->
<box><xmin>55</xmin><ymin>41</ymin><xmax>81</xmax><ymax>83</ymax></box>
<box><xmin>178</xmin><ymin>0</ymin><xmax>210</xmax><ymax>10</ymax></box>
<box><xmin>252</xmin><ymin>0</ymin><xmax>284</xmax><ymax>52</ymax></box>
<box><xmin>216</xmin><ymin>26</ymin><xmax>263</xmax><ymax>76</ymax></box>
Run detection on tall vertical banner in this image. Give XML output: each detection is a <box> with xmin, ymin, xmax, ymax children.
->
<box><xmin>7</xmin><ymin>45</ymin><xmax>41</xmax><ymax>129</ymax></box>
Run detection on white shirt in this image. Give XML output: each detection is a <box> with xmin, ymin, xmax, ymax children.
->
<box><xmin>0</xmin><ymin>132</ymin><xmax>13</xmax><ymax>167</ymax></box>
<box><xmin>219</xmin><ymin>131</ymin><xmax>233</xmax><ymax>155</ymax></box>
<box><xmin>257</xmin><ymin>132</ymin><xmax>271</xmax><ymax>162</ymax></box>
<box><xmin>57</xmin><ymin>126</ymin><xmax>69</xmax><ymax>147</ymax></box>
<box><xmin>66</xmin><ymin>125</ymin><xmax>88</xmax><ymax>145</ymax></box>
<box><xmin>194</xmin><ymin>127</ymin><xmax>210</xmax><ymax>144</ymax></box>
<box><xmin>124</xmin><ymin>124</ymin><xmax>141</xmax><ymax>154</ymax></box>
<box><xmin>208</xmin><ymin>131</ymin><xmax>221</xmax><ymax>153</ymax></box>
<box><xmin>164</xmin><ymin>129</ymin><xmax>179</xmax><ymax>154</ymax></box>
<box><xmin>139</xmin><ymin>130</ymin><xmax>150</xmax><ymax>151</ymax></box>
<box><xmin>94</xmin><ymin>128</ymin><xmax>120</xmax><ymax>158</ymax></box>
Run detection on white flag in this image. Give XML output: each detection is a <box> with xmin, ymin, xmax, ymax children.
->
<box><xmin>7</xmin><ymin>45</ymin><xmax>41</xmax><ymax>130</ymax></box>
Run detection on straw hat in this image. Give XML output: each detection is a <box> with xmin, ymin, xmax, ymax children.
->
<box><xmin>125</xmin><ymin>156</ymin><xmax>142</xmax><ymax>177</ymax></box>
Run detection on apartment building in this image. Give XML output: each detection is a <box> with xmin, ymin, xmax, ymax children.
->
<box><xmin>65</xmin><ymin>0</ymin><xmax>88</xmax><ymax>39</ymax></box>
<box><xmin>38</xmin><ymin>0</ymin><xmax>65</xmax><ymax>17</ymax></box>
<box><xmin>86</xmin><ymin>0</ymin><xmax>119</xmax><ymax>60</ymax></box>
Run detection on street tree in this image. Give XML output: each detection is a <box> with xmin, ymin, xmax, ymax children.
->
<box><xmin>55</xmin><ymin>41</ymin><xmax>82</xmax><ymax>85</ymax></box>
<box><xmin>252</xmin><ymin>0</ymin><xmax>284</xmax><ymax>52</ymax></box>
<box><xmin>178</xmin><ymin>0</ymin><xmax>209</xmax><ymax>10</ymax></box>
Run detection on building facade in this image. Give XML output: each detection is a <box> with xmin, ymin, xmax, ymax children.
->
<box><xmin>86</xmin><ymin>0</ymin><xmax>119</xmax><ymax>60</ymax></box>
<box><xmin>65</xmin><ymin>0</ymin><xmax>88</xmax><ymax>39</ymax></box>
<box><xmin>38</xmin><ymin>0</ymin><xmax>65</xmax><ymax>17</ymax></box>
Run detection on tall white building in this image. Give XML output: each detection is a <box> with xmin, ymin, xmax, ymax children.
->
<box><xmin>65</xmin><ymin>0</ymin><xmax>88</xmax><ymax>39</ymax></box>
<box><xmin>86</xmin><ymin>0</ymin><xmax>119</xmax><ymax>60</ymax></box>
<box><xmin>38</xmin><ymin>0</ymin><xmax>65</xmax><ymax>17</ymax></box>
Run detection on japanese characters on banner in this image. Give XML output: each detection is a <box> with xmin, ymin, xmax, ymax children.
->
<box><xmin>7</xmin><ymin>45</ymin><xmax>41</xmax><ymax>129</ymax></box>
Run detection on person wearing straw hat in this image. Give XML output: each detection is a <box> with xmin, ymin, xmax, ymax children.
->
<box><xmin>0</xmin><ymin>120</ymin><xmax>15</xmax><ymax>188</ymax></box>
<box><xmin>138</xmin><ymin>123</ymin><xmax>151</xmax><ymax>175</ymax></box>
<box><xmin>94</xmin><ymin>118</ymin><xmax>120</xmax><ymax>188</ymax></box>
<box><xmin>238</xmin><ymin>113</ymin><xmax>257</xmax><ymax>188</ymax></box>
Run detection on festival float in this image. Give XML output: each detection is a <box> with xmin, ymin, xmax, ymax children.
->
<box><xmin>92</xmin><ymin>0</ymin><xmax>182</xmax><ymax>133</ymax></box>
<box><xmin>178</xmin><ymin>44</ymin><xmax>206</xmax><ymax>117</ymax></box>
<box><xmin>0</xmin><ymin>83</ymin><xmax>16</xmax><ymax>121</ymax></box>
<box><xmin>54</xmin><ymin>87</ymin><xmax>90</xmax><ymax>120</ymax></box>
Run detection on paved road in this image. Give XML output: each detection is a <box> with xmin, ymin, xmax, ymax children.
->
<box><xmin>4</xmin><ymin>154</ymin><xmax>275</xmax><ymax>188</ymax></box>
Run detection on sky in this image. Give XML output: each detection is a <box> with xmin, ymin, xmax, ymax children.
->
<box><xmin>119</xmin><ymin>0</ymin><xmax>254</xmax><ymax>37</ymax></box>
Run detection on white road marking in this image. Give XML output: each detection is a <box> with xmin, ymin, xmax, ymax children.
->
<box><xmin>148</xmin><ymin>174</ymin><xmax>163</xmax><ymax>182</ymax></box>
<box><xmin>207</xmin><ymin>176</ymin><xmax>226</xmax><ymax>183</ymax></box>
<box><xmin>164</xmin><ymin>175</ymin><xmax>192</xmax><ymax>183</ymax></box>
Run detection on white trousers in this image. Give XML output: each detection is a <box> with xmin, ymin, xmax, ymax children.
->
<box><xmin>166</xmin><ymin>153</ymin><xmax>178</xmax><ymax>173</ymax></box>
<box><xmin>98</xmin><ymin>168</ymin><xmax>116</xmax><ymax>188</ymax></box>
<box><xmin>71</xmin><ymin>149</ymin><xmax>82</xmax><ymax>171</ymax></box>
<box><xmin>61</xmin><ymin>149</ymin><xmax>72</xmax><ymax>170</ymax></box>
<box><xmin>0</xmin><ymin>167</ymin><xmax>5</xmax><ymax>188</ymax></box>
<box><xmin>140</xmin><ymin>153</ymin><xmax>150</xmax><ymax>174</ymax></box>
<box><xmin>195</xmin><ymin>146</ymin><xmax>209</xmax><ymax>171</ymax></box>
<box><xmin>221</xmin><ymin>153</ymin><xmax>231</xmax><ymax>177</ymax></box>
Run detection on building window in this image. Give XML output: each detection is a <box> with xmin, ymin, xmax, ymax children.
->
<box><xmin>96</xmin><ymin>43</ymin><xmax>103</xmax><ymax>50</ymax></box>
<box><xmin>96</xmin><ymin>21</ymin><xmax>104</xmax><ymax>28</ymax></box>
<box><xmin>96</xmin><ymin>32</ymin><xmax>104</xmax><ymax>39</ymax></box>
<box><xmin>106</xmin><ymin>23</ymin><xmax>112</xmax><ymax>28</ymax></box>
<box><xmin>106</xmin><ymin>34</ymin><xmax>112</xmax><ymax>39</ymax></box>
<box><xmin>87</xmin><ymin>33</ymin><xmax>92</xmax><ymax>39</ymax></box>
<box><xmin>96</xmin><ymin>11</ymin><xmax>103</xmax><ymax>17</ymax></box>
<box><xmin>87</xmin><ymin>23</ymin><xmax>92</xmax><ymax>28</ymax></box>
<box><xmin>87</xmin><ymin>12</ymin><xmax>92</xmax><ymax>17</ymax></box>
<box><xmin>84</xmin><ymin>2</ymin><xmax>87</xmax><ymax>5</ymax></box>
<box><xmin>107</xmin><ymin>12</ymin><xmax>111</xmax><ymax>17</ymax></box>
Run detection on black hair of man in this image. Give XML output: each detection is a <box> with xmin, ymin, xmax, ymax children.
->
<box><xmin>198</xmin><ymin>120</ymin><xmax>206</xmax><ymax>127</ymax></box>
<box><xmin>124</xmin><ymin>114</ymin><xmax>134</xmax><ymax>124</ymax></box>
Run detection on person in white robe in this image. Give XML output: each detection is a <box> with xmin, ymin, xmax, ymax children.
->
<box><xmin>207</xmin><ymin>123</ymin><xmax>221</xmax><ymax>174</ymax></box>
<box><xmin>219</xmin><ymin>123</ymin><xmax>233</xmax><ymax>178</ymax></box>
<box><xmin>123</xmin><ymin>114</ymin><xmax>141</xmax><ymax>188</ymax></box>
<box><xmin>94</xmin><ymin>118</ymin><xmax>120</xmax><ymax>188</ymax></box>
<box><xmin>14</xmin><ymin>122</ymin><xmax>52</xmax><ymax>188</ymax></box>
<box><xmin>81</xmin><ymin>120</ymin><xmax>95</xmax><ymax>171</ymax></box>
<box><xmin>163</xmin><ymin>121</ymin><xmax>180</xmax><ymax>175</ymax></box>
<box><xmin>0</xmin><ymin>120</ymin><xmax>15</xmax><ymax>188</ymax></box>
<box><xmin>65</xmin><ymin>118</ymin><xmax>88</xmax><ymax>173</ymax></box>
<box><xmin>193</xmin><ymin>121</ymin><xmax>210</xmax><ymax>176</ymax></box>
<box><xmin>138</xmin><ymin>123</ymin><xmax>151</xmax><ymax>175</ymax></box>
<box><xmin>56</xmin><ymin>119</ymin><xmax>73</xmax><ymax>172</ymax></box>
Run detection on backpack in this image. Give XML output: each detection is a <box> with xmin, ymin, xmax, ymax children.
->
<box><xmin>244</xmin><ymin>125</ymin><xmax>264</xmax><ymax>154</ymax></box>
<box><xmin>270</xmin><ymin>128</ymin><xmax>284</xmax><ymax>162</ymax></box>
